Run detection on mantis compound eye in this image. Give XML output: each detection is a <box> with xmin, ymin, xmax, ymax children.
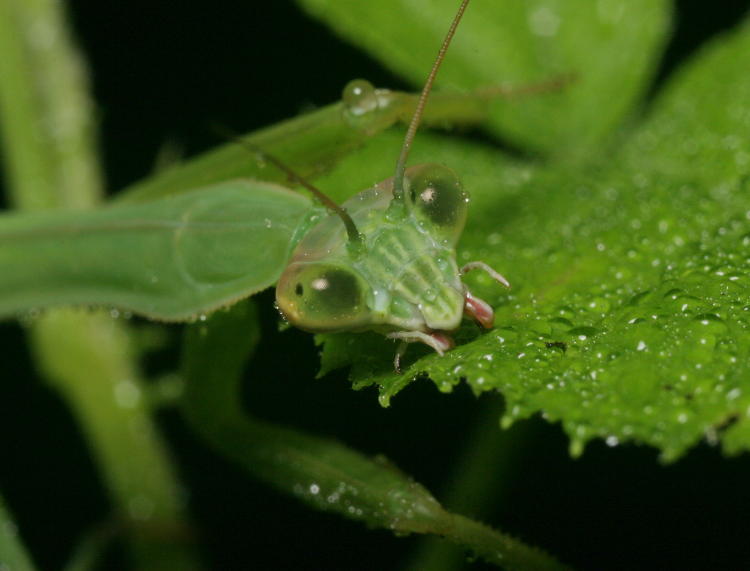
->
<box><xmin>406</xmin><ymin>164</ymin><xmax>469</xmax><ymax>245</ymax></box>
<box><xmin>276</xmin><ymin>263</ymin><xmax>372</xmax><ymax>332</ymax></box>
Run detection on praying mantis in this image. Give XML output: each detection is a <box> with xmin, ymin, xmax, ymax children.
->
<box><xmin>0</xmin><ymin>0</ymin><xmax>546</xmax><ymax>370</ymax></box>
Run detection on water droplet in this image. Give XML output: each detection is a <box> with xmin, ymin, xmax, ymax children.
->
<box><xmin>114</xmin><ymin>380</ymin><xmax>141</xmax><ymax>408</ymax></box>
<box><xmin>587</xmin><ymin>297</ymin><xmax>611</xmax><ymax>313</ymax></box>
<box><xmin>569</xmin><ymin>436</ymin><xmax>585</xmax><ymax>458</ymax></box>
<box><xmin>438</xmin><ymin>380</ymin><xmax>453</xmax><ymax>393</ymax></box>
<box><xmin>528</xmin><ymin>5</ymin><xmax>560</xmax><ymax>36</ymax></box>
<box><xmin>663</xmin><ymin>288</ymin><xmax>683</xmax><ymax>300</ymax></box>
<box><xmin>727</xmin><ymin>388</ymin><xmax>742</xmax><ymax>400</ymax></box>
<box><xmin>342</xmin><ymin>79</ymin><xmax>378</xmax><ymax>116</ymax></box>
<box><xmin>675</xmin><ymin>294</ymin><xmax>702</xmax><ymax>313</ymax></box>
<box><xmin>568</xmin><ymin>326</ymin><xmax>599</xmax><ymax>339</ymax></box>
<box><xmin>691</xmin><ymin>313</ymin><xmax>728</xmax><ymax>338</ymax></box>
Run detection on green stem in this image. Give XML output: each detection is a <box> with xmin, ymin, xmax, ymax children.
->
<box><xmin>0</xmin><ymin>0</ymin><xmax>197</xmax><ymax>567</ymax></box>
<box><xmin>0</xmin><ymin>494</ymin><xmax>36</xmax><ymax>571</ymax></box>
<box><xmin>405</xmin><ymin>405</ymin><xmax>534</xmax><ymax>571</ymax></box>
<box><xmin>30</xmin><ymin>311</ymin><xmax>195</xmax><ymax>568</ymax></box>
<box><xmin>444</xmin><ymin>514</ymin><xmax>568</xmax><ymax>571</ymax></box>
<box><xmin>181</xmin><ymin>302</ymin><xmax>571</xmax><ymax>570</ymax></box>
<box><xmin>0</xmin><ymin>0</ymin><xmax>101</xmax><ymax>210</ymax></box>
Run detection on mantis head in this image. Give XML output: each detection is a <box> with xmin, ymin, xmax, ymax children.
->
<box><xmin>275</xmin><ymin>0</ymin><xmax>508</xmax><ymax>369</ymax></box>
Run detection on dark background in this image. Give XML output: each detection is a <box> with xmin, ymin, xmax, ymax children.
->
<box><xmin>2</xmin><ymin>1</ymin><xmax>750</xmax><ymax>569</ymax></box>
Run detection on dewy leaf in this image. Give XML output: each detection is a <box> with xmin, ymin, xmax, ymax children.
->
<box><xmin>314</xmin><ymin>14</ymin><xmax>750</xmax><ymax>462</ymax></box>
<box><xmin>296</xmin><ymin>0</ymin><xmax>672</xmax><ymax>157</ymax></box>
<box><xmin>622</xmin><ymin>14</ymin><xmax>750</xmax><ymax>187</ymax></box>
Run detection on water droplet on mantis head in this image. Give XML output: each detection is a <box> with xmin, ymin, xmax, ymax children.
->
<box><xmin>343</xmin><ymin>79</ymin><xmax>378</xmax><ymax>116</ymax></box>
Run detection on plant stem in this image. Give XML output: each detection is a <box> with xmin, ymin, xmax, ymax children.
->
<box><xmin>404</xmin><ymin>403</ymin><xmax>534</xmax><ymax>571</ymax></box>
<box><xmin>0</xmin><ymin>0</ymin><xmax>197</xmax><ymax>567</ymax></box>
<box><xmin>0</xmin><ymin>495</ymin><xmax>36</xmax><ymax>571</ymax></box>
<box><xmin>0</xmin><ymin>0</ymin><xmax>101</xmax><ymax>210</ymax></box>
<box><xmin>31</xmin><ymin>311</ymin><xmax>195</xmax><ymax>568</ymax></box>
<box><xmin>182</xmin><ymin>302</ymin><xmax>571</xmax><ymax>571</ymax></box>
<box><xmin>444</xmin><ymin>513</ymin><xmax>570</xmax><ymax>571</ymax></box>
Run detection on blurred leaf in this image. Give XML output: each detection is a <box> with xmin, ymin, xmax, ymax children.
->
<box><xmin>621</xmin><ymin>16</ymin><xmax>750</xmax><ymax>186</ymax></box>
<box><xmin>296</xmin><ymin>0</ymin><xmax>672</xmax><ymax>157</ymax></box>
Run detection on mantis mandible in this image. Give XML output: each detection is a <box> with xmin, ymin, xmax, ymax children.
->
<box><xmin>0</xmin><ymin>0</ymin><xmax>509</xmax><ymax>370</ymax></box>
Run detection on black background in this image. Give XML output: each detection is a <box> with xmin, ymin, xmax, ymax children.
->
<box><xmin>2</xmin><ymin>1</ymin><xmax>750</xmax><ymax>570</ymax></box>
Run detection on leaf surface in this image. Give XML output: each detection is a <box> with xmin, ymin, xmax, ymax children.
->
<box><xmin>314</xmin><ymin>15</ymin><xmax>750</xmax><ymax>460</ymax></box>
<box><xmin>296</xmin><ymin>0</ymin><xmax>672</xmax><ymax>157</ymax></box>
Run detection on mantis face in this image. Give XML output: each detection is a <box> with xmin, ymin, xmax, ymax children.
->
<box><xmin>276</xmin><ymin>164</ymin><xmax>505</xmax><ymax>361</ymax></box>
<box><xmin>276</xmin><ymin>0</ymin><xmax>506</xmax><ymax>368</ymax></box>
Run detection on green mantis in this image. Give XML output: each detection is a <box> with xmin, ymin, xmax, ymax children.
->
<box><xmin>275</xmin><ymin>0</ymin><xmax>508</xmax><ymax>368</ymax></box>
<box><xmin>0</xmin><ymin>0</ymin><xmax>509</xmax><ymax>369</ymax></box>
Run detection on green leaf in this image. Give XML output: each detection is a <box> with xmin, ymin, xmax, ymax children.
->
<box><xmin>296</xmin><ymin>0</ymin><xmax>672</xmax><ymax>157</ymax></box>
<box><xmin>315</xmin><ymin>14</ymin><xmax>750</xmax><ymax>461</ymax></box>
<box><xmin>622</xmin><ymin>16</ymin><xmax>750</xmax><ymax>186</ymax></box>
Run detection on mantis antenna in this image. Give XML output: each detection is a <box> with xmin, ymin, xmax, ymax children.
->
<box><xmin>392</xmin><ymin>0</ymin><xmax>471</xmax><ymax>202</ymax></box>
<box><xmin>220</xmin><ymin>129</ymin><xmax>363</xmax><ymax>245</ymax></box>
